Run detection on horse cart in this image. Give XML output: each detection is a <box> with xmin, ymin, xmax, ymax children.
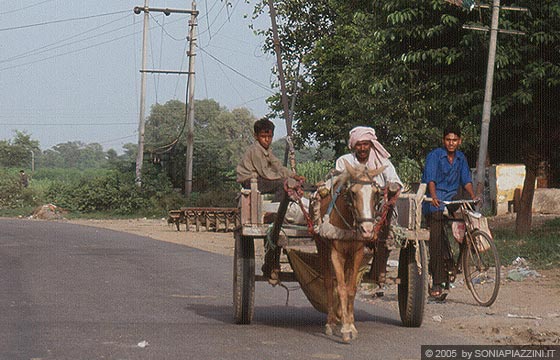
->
<box><xmin>233</xmin><ymin>177</ymin><xmax>430</xmax><ymax>330</ymax></box>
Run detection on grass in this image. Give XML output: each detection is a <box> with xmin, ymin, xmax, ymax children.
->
<box><xmin>0</xmin><ymin>206</ymin><xmax>167</xmax><ymax>220</ymax></box>
<box><xmin>0</xmin><ymin>206</ymin><xmax>36</xmax><ymax>218</ymax></box>
<box><xmin>493</xmin><ymin>217</ymin><xmax>560</xmax><ymax>269</ymax></box>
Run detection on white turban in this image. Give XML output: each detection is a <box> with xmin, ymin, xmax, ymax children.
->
<box><xmin>348</xmin><ymin>126</ymin><xmax>391</xmax><ymax>169</ymax></box>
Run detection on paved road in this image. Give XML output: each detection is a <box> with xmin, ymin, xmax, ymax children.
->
<box><xmin>0</xmin><ymin>219</ymin><xmax>473</xmax><ymax>360</ymax></box>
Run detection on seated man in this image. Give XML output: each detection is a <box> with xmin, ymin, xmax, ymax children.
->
<box><xmin>236</xmin><ymin>117</ymin><xmax>304</xmax><ymax>282</ymax></box>
<box><xmin>422</xmin><ymin>125</ymin><xmax>477</xmax><ymax>298</ymax></box>
<box><xmin>236</xmin><ymin>117</ymin><xmax>304</xmax><ymax>201</ymax></box>
<box><xmin>335</xmin><ymin>126</ymin><xmax>403</xmax><ymax>285</ymax></box>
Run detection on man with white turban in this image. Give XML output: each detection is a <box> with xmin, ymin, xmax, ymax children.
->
<box><xmin>335</xmin><ymin>126</ymin><xmax>403</xmax><ymax>188</ymax></box>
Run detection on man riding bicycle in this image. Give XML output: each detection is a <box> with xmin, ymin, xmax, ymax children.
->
<box><xmin>422</xmin><ymin>126</ymin><xmax>478</xmax><ymax>298</ymax></box>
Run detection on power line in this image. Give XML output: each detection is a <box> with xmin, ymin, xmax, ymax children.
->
<box><xmin>197</xmin><ymin>0</ymin><xmax>234</xmax><ymax>37</ymax></box>
<box><xmin>150</xmin><ymin>13</ymin><xmax>188</xmax><ymax>41</ymax></box>
<box><xmin>201</xmin><ymin>0</ymin><xmax>241</xmax><ymax>40</ymax></box>
<box><xmin>0</xmin><ymin>26</ymin><xmax>141</xmax><ymax>72</ymax></box>
<box><xmin>0</xmin><ymin>14</ymin><xmax>132</xmax><ymax>65</ymax></box>
<box><xmin>97</xmin><ymin>134</ymin><xmax>138</xmax><ymax>146</ymax></box>
<box><xmin>0</xmin><ymin>0</ymin><xmax>56</xmax><ymax>15</ymax></box>
<box><xmin>0</xmin><ymin>123</ymin><xmax>136</xmax><ymax>126</ymax></box>
<box><xmin>198</xmin><ymin>46</ymin><xmax>273</xmax><ymax>93</ymax></box>
<box><xmin>0</xmin><ymin>10</ymin><xmax>130</xmax><ymax>32</ymax></box>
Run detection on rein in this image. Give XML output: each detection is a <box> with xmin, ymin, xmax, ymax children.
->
<box><xmin>373</xmin><ymin>186</ymin><xmax>400</xmax><ymax>236</ymax></box>
<box><xmin>284</xmin><ymin>179</ymin><xmax>315</xmax><ymax>234</ymax></box>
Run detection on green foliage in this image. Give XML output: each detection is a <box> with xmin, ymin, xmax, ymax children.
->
<box><xmin>41</xmin><ymin>165</ymin><xmax>185</xmax><ymax>216</ymax></box>
<box><xmin>144</xmin><ymin>99</ymin><xmax>256</xmax><ymax>191</ymax></box>
<box><xmin>493</xmin><ymin>218</ymin><xmax>560</xmax><ymax>269</ymax></box>
<box><xmin>395</xmin><ymin>157</ymin><xmax>423</xmax><ymax>191</ymax></box>
<box><xmin>296</xmin><ymin>160</ymin><xmax>333</xmax><ymax>184</ymax></box>
<box><xmin>188</xmin><ymin>190</ymin><xmax>238</xmax><ymax>208</ymax></box>
<box><xmin>0</xmin><ymin>169</ymin><xmax>42</xmax><ymax>209</ymax></box>
<box><xmin>39</xmin><ymin>141</ymin><xmax>108</xmax><ymax>169</ymax></box>
<box><xmin>0</xmin><ymin>131</ymin><xmax>40</xmax><ymax>168</ymax></box>
<box><xmin>257</xmin><ymin>0</ymin><xmax>559</xmax><ymax>185</ymax></box>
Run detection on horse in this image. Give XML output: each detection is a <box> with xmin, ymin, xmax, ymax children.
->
<box><xmin>313</xmin><ymin>160</ymin><xmax>386</xmax><ymax>343</ymax></box>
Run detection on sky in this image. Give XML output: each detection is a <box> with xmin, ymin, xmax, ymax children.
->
<box><xmin>0</xmin><ymin>0</ymin><xmax>284</xmax><ymax>152</ymax></box>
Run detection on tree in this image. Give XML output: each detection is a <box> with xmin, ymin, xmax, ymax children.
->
<box><xmin>0</xmin><ymin>131</ymin><xmax>41</xmax><ymax>168</ymax></box>
<box><xmin>485</xmin><ymin>0</ymin><xmax>560</xmax><ymax>234</ymax></box>
<box><xmin>144</xmin><ymin>99</ymin><xmax>257</xmax><ymax>193</ymax></box>
<box><xmin>257</xmin><ymin>0</ymin><xmax>560</xmax><ymax>233</ymax></box>
<box><xmin>256</xmin><ymin>0</ymin><xmax>484</xmax><ymax>167</ymax></box>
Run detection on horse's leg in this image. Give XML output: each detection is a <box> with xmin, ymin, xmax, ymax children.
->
<box><xmin>331</xmin><ymin>246</ymin><xmax>351</xmax><ymax>342</ymax></box>
<box><xmin>346</xmin><ymin>245</ymin><xmax>365</xmax><ymax>339</ymax></box>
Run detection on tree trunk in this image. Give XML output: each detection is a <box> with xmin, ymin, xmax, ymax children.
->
<box><xmin>515</xmin><ymin>152</ymin><xmax>540</xmax><ymax>236</ymax></box>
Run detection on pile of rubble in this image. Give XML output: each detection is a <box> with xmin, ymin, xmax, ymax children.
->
<box><xmin>32</xmin><ymin>204</ymin><xmax>67</xmax><ymax>220</ymax></box>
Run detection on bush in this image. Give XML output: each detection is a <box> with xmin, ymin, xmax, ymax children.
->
<box><xmin>0</xmin><ymin>169</ymin><xmax>42</xmax><ymax>209</ymax></box>
<box><xmin>296</xmin><ymin>160</ymin><xmax>333</xmax><ymax>184</ymax></box>
<box><xmin>45</xmin><ymin>170</ymin><xmax>146</xmax><ymax>214</ymax></box>
<box><xmin>188</xmin><ymin>190</ymin><xmax>238</xmax><ymax>207</ymax></box>
<box><xmin>40</xmin><ymin>165</ymin><xmax>190</xmax><ymax>216</ymax></box>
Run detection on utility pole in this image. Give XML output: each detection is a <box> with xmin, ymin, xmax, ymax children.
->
<box><xmin>461</xmin><ymin>1</ymin><xmax>527</xmax><ymax>196</ymax></box>
<box><xmin>184</xmin><ymin>1</ymin><xmax>197</xmax><ymax>197</ymax></box>
<box><xmin>474</xmin><ymin>0</ymin><xmax>500</xmax><ymax>195</ymax></box>
<box><xmin>135</xmin><ymin>0</ymin><xmax>150</xmax><ymax>188</ymax></box>
<box><xmin>30</xmin><ymin>150</ymin><xmax>35</xmax><ymax>172</ymax></box>
<box><xmin>133</xmin><ymin>2</ymin><xmax>199</xmax><ymax>191</ymax></box>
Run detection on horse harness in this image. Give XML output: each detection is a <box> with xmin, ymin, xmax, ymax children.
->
<box><xmin>326</xmin><ymin>174</ymin><xmax>382</xmax><ymax>237</ymax></box>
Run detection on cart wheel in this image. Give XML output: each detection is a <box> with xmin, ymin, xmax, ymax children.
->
<box><xmin>398</xmin><ymin>240</ymin><xmax>428</xmax><ymax>327</ymax></box>
<box><xmin>233</xmin><ymin>230</ymin><xmax>255</xmax><ymax>324</ymax></box>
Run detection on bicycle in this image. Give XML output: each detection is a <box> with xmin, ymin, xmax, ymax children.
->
<box><xmin>426</xmin><ymin>199</ymin><xmax>501</xmax><ymax>306</ymax></box>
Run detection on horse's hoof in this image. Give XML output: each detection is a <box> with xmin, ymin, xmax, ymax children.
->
<box><xmin>350</xmin><ymin>324</ymin><xmax>358</xmax><ymax>338</ymax></box>
<box><xmin>325</xmin><ymin>324</ymin><xmax>334</xmax><ymax>336</ymax></box>
<box><xmin>342</xmin><ymin>332</ymin><xmax>352</xmax><ymax>343</ymax></box>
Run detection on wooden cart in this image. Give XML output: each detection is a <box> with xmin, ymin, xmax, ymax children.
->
<box><xmin>233</xmin><ymin>181</ymin><xmax>429</xmax><ymax>327</ymax></box>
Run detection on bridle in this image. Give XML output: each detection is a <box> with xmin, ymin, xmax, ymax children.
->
<box><xmin>344</xmin><ymin>176</ymin><xmax>381</xmax><ymax>226</ymax></box>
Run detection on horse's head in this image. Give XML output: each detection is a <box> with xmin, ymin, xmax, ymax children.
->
<box><xmin>337</xmin><ymin>160</ymin><xmax>386</xmax><ymax>240</ymax></box>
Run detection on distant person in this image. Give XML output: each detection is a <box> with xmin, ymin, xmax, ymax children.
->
<box><xmin>236</xmin><ymin>117</ymin><xmax>305</xmax><ymax>201</ymax></box>
<box><xmin>19</xmin><ymin>170</ymin><xmax>29</xmax><ymax>188</ymax></box>
<box><xmin>422</xmin><ymin>125</ymin><xmax>478</xmax><ymax>298</ymax></box>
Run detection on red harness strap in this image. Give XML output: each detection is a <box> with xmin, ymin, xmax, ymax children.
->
<box><xmin>284</xmin><ymin>179</ymin><xmax>316</xmax><ymax>234</ymax></box>
<box><xmin>373</xmin><ymin>186</ymin><xmax>400</xmax><ymax>237</ymax></box>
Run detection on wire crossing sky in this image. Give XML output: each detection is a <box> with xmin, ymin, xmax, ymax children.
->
<box><xmin>0</xmin><ymin>0</ymin><xmax>276</xmax><ymax>152</ymax></box>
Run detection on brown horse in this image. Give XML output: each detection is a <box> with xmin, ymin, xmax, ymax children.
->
<box><xmin>314</xmin><ymin>160</ymin><xmax>386</xmax><ymax>342</ymax></box>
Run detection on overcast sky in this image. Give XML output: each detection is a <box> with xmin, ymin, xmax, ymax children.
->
<box><xmin>0</xmin><ymin>0</ymin><xmax>282</xmax><ymax>152</ymax></box>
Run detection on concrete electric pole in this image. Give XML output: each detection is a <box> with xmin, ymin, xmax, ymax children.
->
<box><xmin>184</xmin><ymin>1</ymin><xmax>197</xmax><ymax>197</ymax></box>
<box><xmin>464</xmin><ymin>0</ymin><xmax>527</xmax><ymax>196</ymax></box>
<box><xmin>135</xmin><ymin>0</ymin><xmax>150</xmax><ymax>188</ymax></box>
<box><xmin>133</xmin><ymin>2</ymin><xmax>198</xmax><ymax>192</ymax></box>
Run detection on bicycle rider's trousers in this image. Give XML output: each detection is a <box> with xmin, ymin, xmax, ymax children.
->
<box><xmin>426</xmin><ymin>211</ymin><xmax>452</xmax><ymax>286</ymax></box>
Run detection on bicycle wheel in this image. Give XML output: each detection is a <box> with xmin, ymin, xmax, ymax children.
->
<box><xmin>462</xmin><ymin>230</ymin><xmax>500</xmax><ymax>306</ymax></box>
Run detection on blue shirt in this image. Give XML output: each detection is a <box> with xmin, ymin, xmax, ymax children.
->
<box><xmin>422</xmin><ymin>147</ymin><xmax>472</xmax><ymax>214</ymax></box>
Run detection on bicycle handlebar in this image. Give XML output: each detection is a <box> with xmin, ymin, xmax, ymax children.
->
<box><xmin>423</xmin><ymin>197</ymin><xmax>479</xmax><ymax>205</ymax></box>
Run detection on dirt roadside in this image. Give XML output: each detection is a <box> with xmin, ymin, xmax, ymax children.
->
<box><xmin>64</xmin><ymin>215</ymin><xmax>560</xmax><ymax>345</ymax></box>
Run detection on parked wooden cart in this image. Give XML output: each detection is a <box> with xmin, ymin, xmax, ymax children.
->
<box><xmin>168</xmin><ymin>207</ymin><xmax>239</xmax><ymax>232</ymax></box>
<box><xmin>233</xmin><ymin>181</ymin><xmax>430</xmax><ymax>327</ymax></box>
